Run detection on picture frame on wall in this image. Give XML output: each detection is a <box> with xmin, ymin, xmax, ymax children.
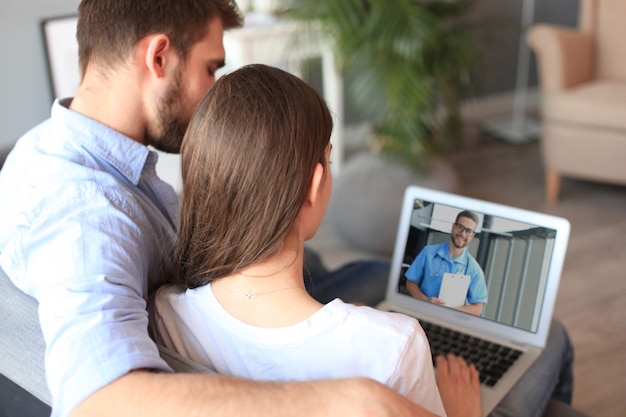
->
<box><xmin>41</xmin><ymin>15</ymin><xmax>80</xmax><ymax>100</ymax></box>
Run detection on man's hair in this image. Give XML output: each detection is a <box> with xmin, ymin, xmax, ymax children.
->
<box><xmin>176</xmin><ymin>64</ymin><xmax>333</xmax><ymax>288</ymax></box>
<box><xmin>76</xmin><ymin>0</ymin><xmax>242</xmax><ymax>77</ymax></box>
<box><xmin>456</xmin><ymin>210</ymin><xmax>479</xmax><ymax>225</ymax></box>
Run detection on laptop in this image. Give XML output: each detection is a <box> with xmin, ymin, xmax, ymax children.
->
<box><xmin>377</xmin><ymin>185</ymin><xmax>570</xmax><ymax>416</ymax></box>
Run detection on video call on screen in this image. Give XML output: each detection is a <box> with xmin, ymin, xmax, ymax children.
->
<box><xmin>397</xmin><ymin>199</ymin><xmax>557</xmax><ymax>333</ymax></box>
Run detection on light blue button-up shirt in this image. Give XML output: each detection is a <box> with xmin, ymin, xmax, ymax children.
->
<box><xmin>0</xmin><ymin>100</ymin><xmax>178</xmax><ymax>416</ymax></box>
<box><xmin>405</xmin><ymin>242</ymin><xmax>488</xmax><ymax>305</ymax></box>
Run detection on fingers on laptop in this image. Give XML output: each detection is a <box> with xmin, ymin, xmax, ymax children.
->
<box><xmin>436</xmin><ymin>354</ymin><xmax>481</xmax><ymax>417</ymax></box>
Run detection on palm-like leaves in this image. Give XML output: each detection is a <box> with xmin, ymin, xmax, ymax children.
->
<box><xmin>287</xmin><ymin>0</ymin><xmax>481</xmax><ymax>172</ymax></box>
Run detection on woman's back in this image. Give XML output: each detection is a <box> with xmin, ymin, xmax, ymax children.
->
<box><xmin>151</xmin><ymin>283</ymin><xmax>445</xmax><ymax>415</ymax></box>
<box><xmin>150</xmin><ymin>64</ymin><xmax>446</xmax><ymax>417</ymax></box>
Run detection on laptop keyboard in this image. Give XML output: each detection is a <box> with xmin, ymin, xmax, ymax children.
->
<box><xmin>419</xmin><ymin>320</ymin><xmax>523</xmax><ymax>387</ymax></box>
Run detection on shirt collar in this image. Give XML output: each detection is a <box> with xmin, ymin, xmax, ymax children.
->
<box><xmin>437</xmin><ymin>242</ymin><xmax>468</xmax><ymax>264</ymax></box>
<box><xmin>51</xmin><ymin>98</ymin><xmax>151</xmax><ymax>185</ymax></box>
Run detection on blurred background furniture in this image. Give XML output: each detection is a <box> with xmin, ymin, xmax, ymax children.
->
<box><xmin>528</xmin><ymin>0</ymin><xmax>626</xmax><ymax>204</ymax></box>
<box><xmin>482</xmin><ymin>0</ymin><xmax>541</xmax><ymax>145</ymax></box>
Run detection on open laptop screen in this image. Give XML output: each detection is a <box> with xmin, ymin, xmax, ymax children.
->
<box><xmin>391</xmin><ymin>188</ymin><xmax>569</xmax><ymax>334</ymax></box>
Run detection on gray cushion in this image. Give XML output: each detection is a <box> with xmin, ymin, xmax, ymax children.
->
<box><xmin>0</xmin><ymin>267</ymin><xmax>50</xmax><ymax>404</ymax></box>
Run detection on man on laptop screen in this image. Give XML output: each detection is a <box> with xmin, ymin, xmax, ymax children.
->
<box><xmin>404</xmin><ymin>210</ymin><xmax>487</xmax><ymax>316</ymax></box>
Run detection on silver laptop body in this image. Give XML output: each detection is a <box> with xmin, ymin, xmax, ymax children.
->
<box><xmin>377</xmin><ymin>186</ymin><xmax>570</xmax><ymax>416</ymax></box>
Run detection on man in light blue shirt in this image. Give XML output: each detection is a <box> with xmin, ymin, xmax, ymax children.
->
<box><xmin>405</xmin><ymin>210</ymin><xmax>488</xmax><ymax>315</ymax></box>
<box><xmin>0</xmin><ymin>1</ymin><xmax>456</xmax><ymax>417</ymax></box>
<box><xmin>0</xmin><ymin>100</ymin><xmax>179</xmax><ymax>414</ymax></box>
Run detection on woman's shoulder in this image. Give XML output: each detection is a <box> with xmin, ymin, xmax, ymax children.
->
<box><xmin>327</xmin><ymin>299</ymin><xmax>422</xmax><ymax>337</ymax></box>
<box><xmin>321</xmin><ymin>300</ymin><xmax>431</xmax><ymax>367</ymax></box>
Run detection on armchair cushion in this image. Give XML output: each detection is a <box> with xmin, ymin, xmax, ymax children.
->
<box><xmin>544</xmin><ymin>80</ymin><xmax>626</xmax><ymax>130</ymax></box>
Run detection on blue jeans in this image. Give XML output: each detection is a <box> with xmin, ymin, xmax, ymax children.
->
<box><xmin>303</xmin><ymin>247</ymin><xmax>577</xmax><ymax>417</ymax></box>
<box><xmin>303</xmin><ymin>247</ymin><xmax>390</xmax><ymax>306</ymax></box>
<box><xmin>489</xmin><ymin>318</ymin><xmax>575</xmax><ymax>417</ymax></box>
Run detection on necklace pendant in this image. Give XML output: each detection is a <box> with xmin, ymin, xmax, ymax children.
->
<box><xmin>245</xmin><ymin>291</ymin><xmax>257</xmax><ymax>299</ymax></box>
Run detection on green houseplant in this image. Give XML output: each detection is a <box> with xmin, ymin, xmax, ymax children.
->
<box><xmin>285</xmin><ymin>0</ymin><xmax>485</xmax><ymax>254</ymax></box>
<box><xmin>286</xmin><ymin>0</ymin><xmax>483</xmax><ymax>173</ymax></box>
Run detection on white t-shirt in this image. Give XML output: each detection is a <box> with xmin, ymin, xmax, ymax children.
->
<box><xmin>151</xmin><ymin>284</ymin><xmax>446</xmax><ymax>416</ymax></box>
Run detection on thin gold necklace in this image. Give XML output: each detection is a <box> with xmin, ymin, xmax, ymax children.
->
<box><xmin>212</xmin><ymin>281</ymin><xmax>306</xmax><ymax>300</ymax></box>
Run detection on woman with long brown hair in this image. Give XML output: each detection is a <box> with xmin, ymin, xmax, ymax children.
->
<box><xmin>150</xmin><ymin>64</ymin><xmax>469</xmax><ymax>416</ymax></box>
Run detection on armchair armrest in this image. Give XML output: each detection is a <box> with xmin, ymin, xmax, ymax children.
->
<box><xmin>527</xmin><ymin>24</ymin><xmax>594</xmax><ymax>93</ymax></box>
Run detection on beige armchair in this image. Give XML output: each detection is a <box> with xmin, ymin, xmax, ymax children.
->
<box><xmin>528</xmin><ymin>0</ymin><xmax>626</xmax><ymax>204</ymax></box>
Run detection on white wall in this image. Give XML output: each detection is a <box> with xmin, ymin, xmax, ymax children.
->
<box><xmin>0</xmin><ymin>0</ymin><xmax>80</xmax><ymax>150</ymax></box>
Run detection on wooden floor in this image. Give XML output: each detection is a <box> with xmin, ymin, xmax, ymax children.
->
<box><xmin>310</xmin><ymin>134</ymin><xmax>626</xmax><ymax>417</ymax></box>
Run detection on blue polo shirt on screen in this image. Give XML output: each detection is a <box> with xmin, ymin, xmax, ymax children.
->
<box><xmin>404</xmin><ymin>242</ymin><xmax>488</xmax><ymax>305</ymax></box>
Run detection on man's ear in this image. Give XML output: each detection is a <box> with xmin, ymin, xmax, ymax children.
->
<box><xmin>306</xmin><ymin>162</ymin><xmax>325</xmax><ymax>207</ymax></box>
<box><xmin>144</xmin><ymin>34</ymin><xmax>174</xmax><ymax>78</ymax></box>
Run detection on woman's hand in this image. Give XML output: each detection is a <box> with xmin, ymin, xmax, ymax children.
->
<box><xmin>436</xmin><ymin>354</ymin><xmax>481</xmax><ymax>417</ymax></box>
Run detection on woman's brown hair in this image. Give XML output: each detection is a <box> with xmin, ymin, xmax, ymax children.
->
<box><xmin>76</xmin><ymin>0</ymin><xmax>242</xmax><ymax>77</ymax></box>
<box><xmin>176</xmin><ymin>64</ymin><xmax>333</xmax><ymax>288</ymax></box>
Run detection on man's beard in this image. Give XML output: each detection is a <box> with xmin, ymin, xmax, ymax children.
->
<box><xmin>146</xmin><ymin>69</ymin><xmax>189</xmax><ymax>154</ymax></box>
<box><xmin>451</xmin><ymin>234</ymin><xmax>468</xmax><ymax>249</ymax></box>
